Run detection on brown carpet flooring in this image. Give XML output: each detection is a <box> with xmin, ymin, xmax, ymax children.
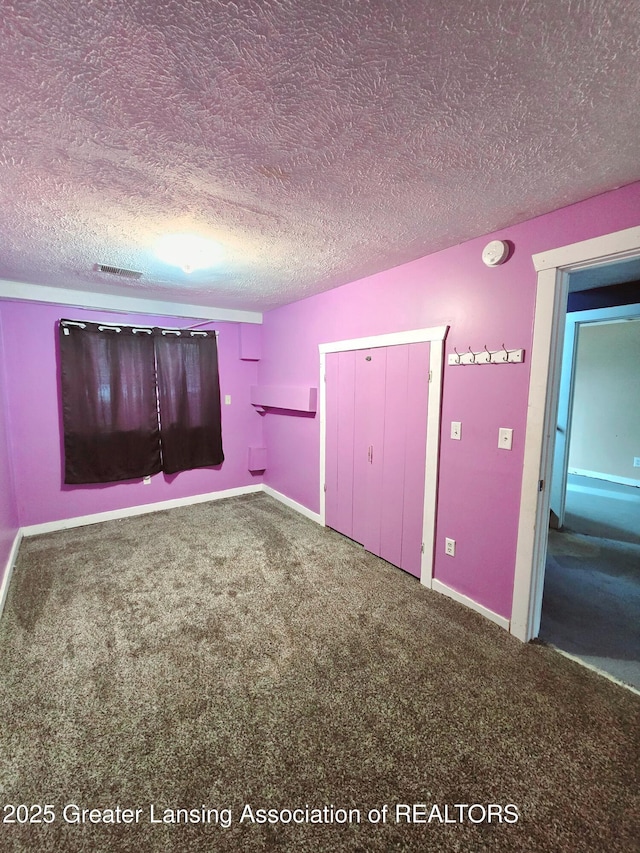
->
<box><xmin>0</xmin><ymin>493</ymin><xmax>638</xmax><ymax>852</ymax></box>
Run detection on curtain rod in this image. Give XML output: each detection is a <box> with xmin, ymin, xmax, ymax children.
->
<box><xmin>187</xmin><ymin>319</ymin><xmax>218</xmax><ymax>330</ymax></box>
<box><xmin>60</xmin><ymin>319</ymin><xmax>218</xmax><ymax>336</ymax></box>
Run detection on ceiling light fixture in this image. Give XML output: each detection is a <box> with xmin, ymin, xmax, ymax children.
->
<box><xmin>154</xmin><ymin>234</ymin><xmax>224</xmax><ymax>274</ymax></box>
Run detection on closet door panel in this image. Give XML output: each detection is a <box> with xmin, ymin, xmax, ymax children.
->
<box><xmin>334</xmin><ymin>351</ymin><xmax>356</xmax><ymax>538</ymax></box>
<box><xmin>401</xmin><ymin>341</ymin><xmax>430</xmax><ymax>577</ymax></box>
<box><xmin>326</xmin><ymin>340</ymin><xmax>431</xmax><ymax>579</ymax></box>
<box><xmin>324</xmin><ymin>351</ymin><xmax>340</xmax><ymax>533</ymax></box>
<box><xmin>379</xmin><ymin>344</ymin><xmax>409</xmax><ymax>568</ymax></box>
<box><xmin>325</xmin><ymin>351</ymin><xmax>356</xmax><ymax>539</ymax></box>
<box><xmin>352</xmin><ymin>348</ymin><xmax>386</xmax><ymax>551</ymax></box>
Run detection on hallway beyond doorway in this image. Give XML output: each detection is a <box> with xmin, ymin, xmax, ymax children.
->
<box><xmin>564</xmin><ymin>473</ymin><xmax>640</xmax><ymax>545</ymax></box>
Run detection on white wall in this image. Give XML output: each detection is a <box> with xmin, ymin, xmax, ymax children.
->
<box><xmin>569</xmin><ymin>318</ymin><xmax>640</xmax><ymax>483</ymax></box>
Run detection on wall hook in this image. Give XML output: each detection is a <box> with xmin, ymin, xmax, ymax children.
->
<box><xmin>479</xmin><ymin>343</ymin><xmax>492</xmax><ymax>364</ymax></box>
<box><xmin>453</xmin><ymin>347</ymin><xmax>461</xmax><ymax>364</ymax></box>
<box><xmin>468</xmin><ymin>346</ymin><xmax>476</xmax><ymax>364</ymax></box>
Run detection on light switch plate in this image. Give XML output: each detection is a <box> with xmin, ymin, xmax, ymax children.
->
<box><xmin>451</xmin><ymin>421</ymin><xmax>461</xmax><ymax>440</ymax></box>
<box><xmin>498</xmin><ymin>427</ymin><xmax>513</xmax><ymax>450</ymax></box>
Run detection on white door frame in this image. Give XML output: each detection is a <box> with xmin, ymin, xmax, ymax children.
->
<box><xmin>550</xmin><ymin>303</ymin><xmax>640</xmax><ymax>527</ymax></box>
<box><xmin>511</xmin><ymin>225</ymin><xmax>640</xmax><ymax>642</ymax></box>
<box><xmin>318</xmin><ymin>326</ymin><xmax>448</xmax><ymax>587</ymax></box>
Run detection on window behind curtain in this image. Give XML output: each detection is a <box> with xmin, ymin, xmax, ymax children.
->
<box><xmin>153</xmin><ymin>330</ymin><xmax>224</xmax><ymax>474</ymax></box>
<box><xmin>59</xmin><ymin>321</ymin><xmax>224</xmax><ymax>484</ymax></box>
<box><xmin>60</xmin><ymin>322</ymin><xmax>161</xmax><ymax>484</ymax></box>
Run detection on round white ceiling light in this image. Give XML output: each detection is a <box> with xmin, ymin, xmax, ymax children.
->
<box><xmin>482</xmin><ymin>239</ymin><xmax>509</xmax><ymax>267</ymax></box>
<box><xmin>155</xmin><ymin>234</ymin><xmax>224</xmax><ymax>273</ymax></box>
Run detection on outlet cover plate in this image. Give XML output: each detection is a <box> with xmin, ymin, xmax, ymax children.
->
<box><xmin>445</xmin><ymin>537</ymin><xmax>456</xmax><ymax>556</ymax></box>
<box><xmin>498</xmin><ymin>427</ymin><xmax>513</xmax><ymax>450</ymax></box>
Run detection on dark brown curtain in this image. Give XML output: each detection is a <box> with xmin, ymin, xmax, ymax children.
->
<box><xmin>153</xmin><ymin>329</ymin><xmax>224</xmax><ymax>475</ymax></box>
<box><xmin>60</xmin><ymin>321</ymin><xmax>162</xmax><ymax>484</ymax></box>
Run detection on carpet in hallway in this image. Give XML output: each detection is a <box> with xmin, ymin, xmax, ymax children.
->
<box><xmin>541</xmin><ymin>529</ymin><xmax>640</xmax><ymax>690</ymax></box>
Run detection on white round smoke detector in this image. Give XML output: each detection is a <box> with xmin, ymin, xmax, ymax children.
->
<box><xmin>482</xmin><ymin>239</ymin><xmax>509</xmax><ymax>267</ymax></box>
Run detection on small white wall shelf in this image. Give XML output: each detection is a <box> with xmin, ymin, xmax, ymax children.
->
<box><xmin>250</xmin><ymin>385</ymin><xmax>318</xmax><ymax>413</ymax></box>
<box><xmin>248</xmin><ymin>446</ymin><xmax>267</xmax><ymax>472</ymax></box>
<box><xmin>448</xmin><ymin>346</ymin><xmax>525</xmax><ymax>365</ymax></box>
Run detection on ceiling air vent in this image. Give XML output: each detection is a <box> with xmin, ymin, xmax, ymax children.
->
<box><xmin>95</xmin><ymin>264</ymin><xmax>143</xmax><ymax>279</ymax></box>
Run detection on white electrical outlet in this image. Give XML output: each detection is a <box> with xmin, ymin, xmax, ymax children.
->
<box><xmin>451</xmin><ymin>421</ymin><xmax>461</xmax><ymax>440</ymax></box>
<box><xmin>634</xmin><ymin>457</ymin><xmax>640</xmax><ymax>468</ymax></box>
<box><xmin>143</xmin><ymin>475</ymin><xmax>151</xmax><ymax>485</ymax></box>
<box><xmin>225</xmin><ymin>394</ymin><xmax>231</xmax><ymax>405</ymax></box>
<box><xmin>445</xmin><ymin>538</ymin><xmax>456</xmax><ymax>557</ymax></box>
<box><xmin>498</xmin><ymin>427</ymin><xmax>513</xmax><ymax>450</ymax></box>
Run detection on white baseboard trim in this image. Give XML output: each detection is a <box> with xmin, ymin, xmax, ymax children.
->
<box><xmin>431</xmin><ymin>578</ymin><xmax>510</xmax><ymax>631</ymax></box>
<box><xmin>21</xmin><ymin>485</ymin><xmax>264</xmax><ymax>537</ymax></box>
<box><xmin>568</xmin><ymin>468</ymin><xmax>640</xmax><ymax>489</ymax></box>
<box><xmin>17</xmin><ymin>483</ymin><xmax>321</xmax><ymax>540</ymax></box>
<box><xmin>262</xmin><ymin>486</ymin><xmax>323</xmax><ymax>525</ymax></box>
<box><xmin>0</xmin><ymin>529</ymin><xmax>23</xmax><ymax>619</ymax></box>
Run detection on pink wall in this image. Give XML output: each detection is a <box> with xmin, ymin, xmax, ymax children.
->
<box><xmin>259</xmin><ymin>181</ymin><xmax>640</xmax><ymax>620</ymax></box>
<box><xmin>0</xmin><ymin>301</ymin><xmax>264</xmax><ymax>526</ymax></box>
<box><xmin>0</xmin><ymin>312</ymin><xmax>19</xmax><ymax>576</ymax></box>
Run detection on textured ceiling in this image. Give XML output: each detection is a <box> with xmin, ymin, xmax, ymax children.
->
<box><xmin>1</xmin><ymin>0</ymin><xmax>639</xmax><ymax>312</ymax></box>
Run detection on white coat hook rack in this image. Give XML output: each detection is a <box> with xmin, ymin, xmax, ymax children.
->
<box><xmin>447</xmin><ymin>344</ymin><xmax>525</xmax><ymax>366</ymax></box>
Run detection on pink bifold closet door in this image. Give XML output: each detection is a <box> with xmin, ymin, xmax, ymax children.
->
<box><xmin>325</xmin><ymin>350</ymin><xmax>356</xmax><ymax>539</ymax></box>
<box><xmin>352</xmin><ymin>348</ymin><xmax>386</xmax><ymax>553</ymax></box>
<box><xmin>397</xmin><ymin>342</ymin><xmax>430</xmax><ymax>576</ymax></box>
<box><xmin>325</xmin><ymin>342</ymin><xmax>430</xmax><ymax>578</ymax></box>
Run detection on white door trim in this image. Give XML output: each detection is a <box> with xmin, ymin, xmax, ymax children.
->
<box><xmin>511</xmin><ymin>224</ymin><xmax>640</xmax><ymax>641</ymax></box>
<box><xmin>552</xmin><ymin>303</ymin><xmax>640</xmax><ymax>526</ymax></box>
<box><xmin>318</xmin><ymin>326</ymin><xmax>448</xmax><ymax>587</ymax></box>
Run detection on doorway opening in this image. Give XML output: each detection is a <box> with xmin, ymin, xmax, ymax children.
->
<box><xmin>511</xmin><ymin>224</ymin><xmax>640</xmax><ymax>691</ymax></box>
<box><xmin>539</xmin><ymin>273</ymin><xmax>640</xmax><ymax>689</ymax></box>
